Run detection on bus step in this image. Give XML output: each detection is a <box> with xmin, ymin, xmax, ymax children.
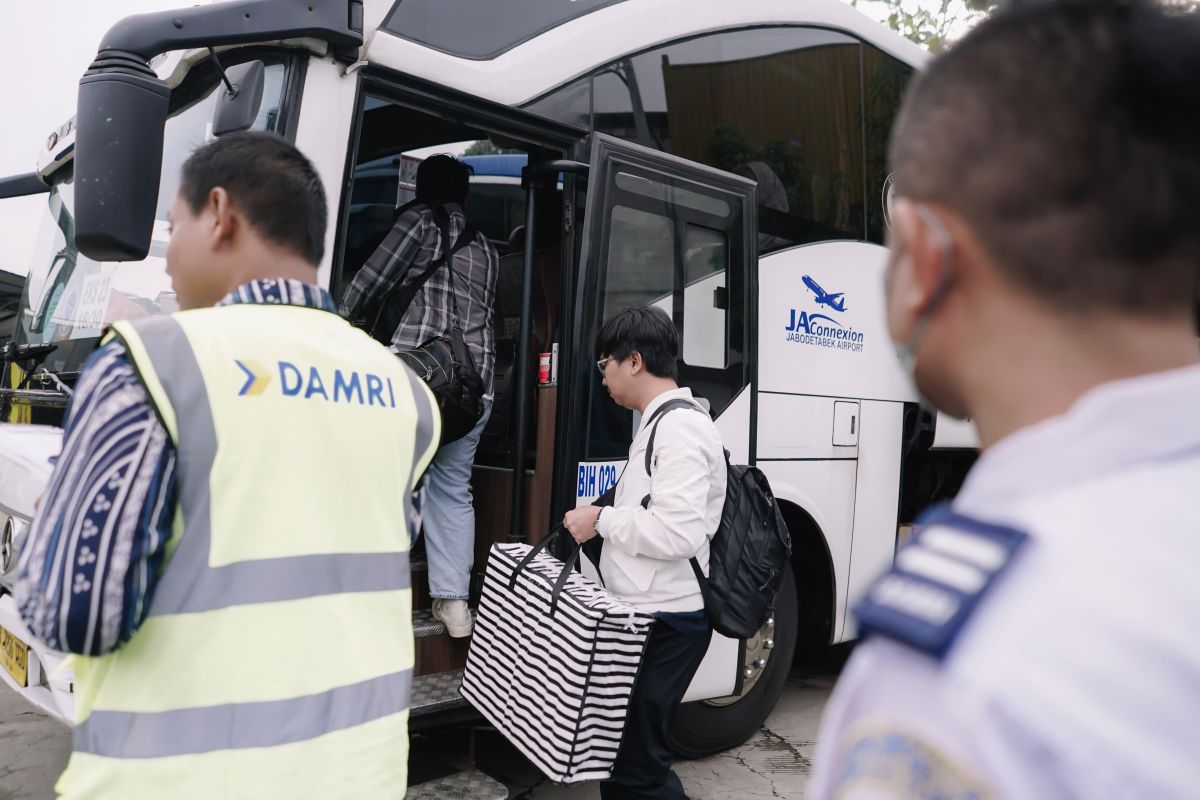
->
<box><xmin>413</xmin><ymin>608</ymin><xmax>476</xmax><ymax>639</ymax></box>
<box><xmin>411</xmin><ymin>668</ymin><xmax>468</xmax><ymax>717</ymax></box>
<box><xmin>408</xmin><ymin>768</ymin><xmax>507</xmax><ymax>799</ymax></box>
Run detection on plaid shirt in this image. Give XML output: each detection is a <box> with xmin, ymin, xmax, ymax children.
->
<box><xmin>340</xmin><ymin>203</ymin><xmax>499</xmax><ymax>391</ymax></box>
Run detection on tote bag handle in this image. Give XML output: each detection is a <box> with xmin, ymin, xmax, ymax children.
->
<box><xmin>508</xmin><ymin>525</ymin><xmax>583</xmax><ymax>615</ymax></box>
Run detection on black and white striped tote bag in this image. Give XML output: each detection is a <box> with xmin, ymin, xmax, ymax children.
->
<box><xmin>460</xmin><ymin>529</ymin><xmax>654</xmax><ymax>784</ymax></box>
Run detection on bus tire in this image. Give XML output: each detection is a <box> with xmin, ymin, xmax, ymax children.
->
<box><xmin>666</xmin><ymin>561</ymin><xmax>799</xmax><ymax>759</ymax></box>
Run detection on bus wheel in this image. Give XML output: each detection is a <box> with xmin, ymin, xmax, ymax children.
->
<box><xmin>666</xmin><ymin>561</ymin><xmax>799</xmax><ymax>759</ymax></box>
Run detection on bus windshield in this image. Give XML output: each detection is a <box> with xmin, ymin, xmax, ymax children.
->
<box><xmin>14</xmin><ymin>60</ymin><xmax>287</xmax><ymax>369</ymax></box>
<box><xmin>16</xmin><ymin>170</ymin><xmax>175</xmax><ymax>351</ymax></box>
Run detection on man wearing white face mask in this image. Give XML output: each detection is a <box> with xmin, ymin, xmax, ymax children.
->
<box><xmin>809</xmin><ymin>1</ymin><xmax>1200</xmax><ymax>798</ymax></box>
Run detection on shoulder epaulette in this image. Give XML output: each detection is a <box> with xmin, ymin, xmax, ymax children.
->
<box><xmin>853</xmin><ymin>503</ymin><xmax>1028</xmax><ymax>660</ymax></box>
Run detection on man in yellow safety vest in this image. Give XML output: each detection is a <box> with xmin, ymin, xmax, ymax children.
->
<box><xmin>15</xmin><ymin>132</ymin><xmax>438</xmax><ymax>798</ymax></box>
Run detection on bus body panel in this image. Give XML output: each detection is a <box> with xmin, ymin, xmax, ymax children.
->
<box><xmin>292</xmin><ymin>56</ymin><xmax>361</xmax><ymax>287</ymax></box>
<box><xmin>362</xmin><ymin>0</ymin><xmax>928</xmax><ymax>107</ymax></box>
<box><xmin>842</xmin><ymin>399</ymin><xmax>905</xmax><ymax>639</ymax></box>
<box><xmin>756</xmin><ymin>460</ymin><xmax>857</xmax><ymax>642</ymax></box>
<box><xmin>714</xmin><ymin>385</ymin><xmax>752</xmax><ymax>467</ymax></box>
<box><xmin>754</xmin><ymin>242</ymin><xmax>915</xmax><ymax>643</ymax></box>
<box><xmin>932</xmin><ymin>414</ymin><xmax>980</xmax><ymax>449</ymax></box>
<box><xmin>756</xmin><ymin>394</ymin><xmax>859</xmax><ymax>462</ymax></box>
<box><xmin>758</xmin><ymin>243</ymin><xmax>914</xmax><ymax>403</ymax></box>
<box><xmin>681</xmin><ymin>631</ymin><xmax>740</xmax><ymax>702</ymax></box>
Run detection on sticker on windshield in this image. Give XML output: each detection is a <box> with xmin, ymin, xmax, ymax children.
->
<box><xmin>72</xmin><ymin>272</ymin><xmax>113</xmax><ymax>338</ymax></box>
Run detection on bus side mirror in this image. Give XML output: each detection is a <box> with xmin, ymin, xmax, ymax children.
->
<box><xmin>212</xmin><ymin>60</ymin><xmax>265</xmax><ymax>137</ymax></box>
<box><xmin>75</xmin><ymin>64</ymin><xmax>170</xmax><ymax>262</ymax></box>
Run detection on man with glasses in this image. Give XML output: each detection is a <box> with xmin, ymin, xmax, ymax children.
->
<box><xmin>564</xmin><ymin>306</ymin><xmax>726</xmax><ymax>800</ymax></box>
<box><xmin>16</xmin><ymin>133</ymin><xmax>438</xmax><ymax>798</ymax></box>
<box><xmin>809</xmin><ymin>1</ymin><xmax>1200</xmax><ymax>797</ymax></box>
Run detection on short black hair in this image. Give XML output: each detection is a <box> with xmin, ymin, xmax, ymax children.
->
<box><xmin>891</xmin><ymin>0</ymin><xmax>1200</xmax><ymax>315</ymax></box>
<box><xmin>416</xmin><ymin>154</ymin><xmax>473</xmax><ymax>206</ymax></box>
<box><xmin>180</xmin><ymin>132</ymin><xmax>327</xmax><ymax>265</ymax></box>
<box><xmin>596</xmin><ymin>307</ymin><xmax>679</xmax><ymax>380</ymax></box>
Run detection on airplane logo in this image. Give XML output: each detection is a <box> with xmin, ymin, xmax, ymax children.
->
<box><xmin>235</xmin><ymin>359</ymin><xmax>272</xmax><ymax>396</ymax></box>
<box><xmin>802</xmin><ymin>275</ymin><xmax>847</xmax><ymax>313</ymax></box>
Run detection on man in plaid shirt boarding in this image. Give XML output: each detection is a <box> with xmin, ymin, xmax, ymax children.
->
<box><xmin>341</xmin><ymin>154</ymin><xmax>500</xmax><ymax>639</ymax></box>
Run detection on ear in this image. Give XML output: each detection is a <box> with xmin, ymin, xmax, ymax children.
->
<box><xmin>208</xmin><ymin>187</ymin><xmax>237</xmax><ymax>249</ymax></box>
<box><xmin>893</xmin><ymin>199</ymin><xmax>954</xmax><ymax>315</ymax></box>
<box><xmin>628</xmin><ymin>352</ymin><xmax>643</xmax><ymax>375</ymax></box>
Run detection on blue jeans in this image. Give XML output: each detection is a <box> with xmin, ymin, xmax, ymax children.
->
<box><xmin>419</xmin><ymin>397</ymin><xmax>492</xmax><ymax>600</ymax></box>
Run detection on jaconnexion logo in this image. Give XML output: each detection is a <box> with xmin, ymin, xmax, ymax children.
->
<box><xmin>785</xmin><ymin>276</ymin><xmax>865</xmax><ymax>353</ymax></box>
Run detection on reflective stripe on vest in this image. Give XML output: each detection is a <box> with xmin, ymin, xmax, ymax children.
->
<box><xmin>57</xmin><ymin>307</ymin><xmax>438</xmax><ymax>798</ymax></box>
<box><xmin>74</xmin><ymin>669</ymin><xmax>413</xmax><ymax>758</ymax></box>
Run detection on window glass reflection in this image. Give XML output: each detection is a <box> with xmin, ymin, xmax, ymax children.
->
<box><xmin>602</xmin><ymin>204</ymin><xmax>674</xmax><ymax>320</ymax></box>
<box><xmin>592</xmin><ymin>27</ymin><xmax>866</xmax><ymax>250</ymax></box>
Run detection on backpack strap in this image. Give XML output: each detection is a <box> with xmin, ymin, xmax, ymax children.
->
<box><xmin>429</xmin><ymin>205</ymin><xmax>479</xmax><ymax>335</ymax></box>
<box><xmin>391</xmin><ymin>197</ymin><xmax>425</xmax><ymax>221</ymax></box>
<box><xmin>853</xmin><ymin>503</ymin><xmax>1029</xmax><ymax>661</ymax></box>
<box><xmin>643</xmin><ymin>399</ymin><xmax>705</xmax><ymax>475</ymax></box>
<box><xmin>636</xmin><ymin>398</ymin><xmax>714</xmax><ymax>603</ymax></box>
<box><xmin>429</xmin><ymin>205</ymin><xmax>480</xmax><ymax>270</ymax></box>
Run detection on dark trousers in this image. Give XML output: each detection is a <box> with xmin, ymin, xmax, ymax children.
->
<box><xmin>601</xmin><ymin>620</ymin><xmax>713</xmax><ymax>799</ymax></box>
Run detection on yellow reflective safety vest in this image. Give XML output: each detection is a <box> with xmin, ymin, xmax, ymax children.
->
<box><xmin>55</xmin><ymin>303</ymin><xmax>439</xmax><ymax>799</ymax></box>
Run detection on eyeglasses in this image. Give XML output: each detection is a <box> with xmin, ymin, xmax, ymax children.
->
<box><xmin>596</xmin><ymin>356</ymin><xmax>615</xmax><ymax>375</ymax></box>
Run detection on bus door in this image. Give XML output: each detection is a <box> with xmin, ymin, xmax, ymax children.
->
<box><xmin>557</xmin><ymin>132</ymin><xmax>755</xmax><ymax>553</ymax></box>
<box><xmin>553</xmin><ymin>133</ymin><xmax>756</xmax><ymax>700</ymax></box>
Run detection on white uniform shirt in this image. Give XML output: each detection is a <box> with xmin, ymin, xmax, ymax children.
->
<box><xmin>597</xmin><ymin>387</ymin><xmax>727</xmax><ymax>613</ymax></box>
<box><xmin>810</xmin><ymin>365</ymin><xmax>1200</xmax><ymax>799</ymax></box>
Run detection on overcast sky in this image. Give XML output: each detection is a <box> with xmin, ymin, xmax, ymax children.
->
<box><xmin>0</xmin><ymin>1</ymin><xmax>182</xmax><ymax>277</ymax></box>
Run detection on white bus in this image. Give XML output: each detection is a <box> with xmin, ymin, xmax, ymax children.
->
<box><xmin>0</xmin><ymin>0</ymin><xmax>973</xmax><ymax>773</ymax></box>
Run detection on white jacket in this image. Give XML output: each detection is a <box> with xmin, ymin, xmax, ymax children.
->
<box><xmin>597</xmin><ymin>388</ymin><xmax>726</xmax><ymax>613</ymax></box>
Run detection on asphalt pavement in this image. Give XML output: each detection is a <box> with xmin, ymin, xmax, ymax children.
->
<box><xmin>0</xmin><ymin>660</ymin><xmax>844</xmax><ymax>799</ymax></box>
<box><xmin>0</xmin><ymin>687</ymin><xmax>70</xmax><ymax>800</ymax></box>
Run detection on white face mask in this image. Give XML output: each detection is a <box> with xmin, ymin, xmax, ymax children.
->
<box><xmin>885</xmin><ymin>204</ymin><xmax>956</xmax><ymax>405</ymax></box>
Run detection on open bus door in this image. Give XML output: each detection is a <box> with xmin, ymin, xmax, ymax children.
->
<box><xmin>504</xmin><ymin>132</ymin><xmax>757</xmax><ymax>546</ymax></box>
<box><xmin>545</xmin><ymin>134</ymin><xmax>796</xmax><ymax>756</ymax></box>
<box><xmin>556</xmin><ymin>132</ymin><xmax>756</xmax><ymax>519</ymax></box>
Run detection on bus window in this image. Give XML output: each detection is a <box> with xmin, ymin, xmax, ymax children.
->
<box><xmin>599</xmin><ymin>183</ymin><xmax>732</xmax><ymax>370</ymax></box>
<box><xmin>682</xmin><ymin>224</ymin><xmax>728</xmax><ymax>370</ymax></box>
<box><xmin>524</xmin><ymin>27</ymin><xmax>920</xmax><ymax>253</ymax></box>
<box><xmin>602</xmin><ymin>205</ymin><xmax>674</xmax><ymax>319</ymax></box>
<box><xmin>581</xmin><ymin>136</ymin><xmax>752</xmax><ymax>460</ymax></box>
<box><xmin>590</xmin><ymin>27</ymin><xmax>866</xmax><ymax>251</ymax></box>
<box><xmin>524</xmin><ymin>76</ymin><xmax>591</xmax><ymax>130</ymax></box>
<box><xmin>863</xmin><ymin>46</ymin><xmax>916</xmax><ymax>244</ymax></box>
<box><xmin>382</xmin><ymin>0</ymin><xmax>629</xmax><ymax>60</ymax></box>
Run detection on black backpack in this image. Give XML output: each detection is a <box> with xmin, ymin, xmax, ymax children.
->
<box><xmin>361</xmin><ymin>201</ymin><xmax>485</xmax><ymax>444</ymax></box>
<box><xmin>642</xmin><ymin>399</ymin><xmax>793</xmax><ymax>639</ymax></box>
